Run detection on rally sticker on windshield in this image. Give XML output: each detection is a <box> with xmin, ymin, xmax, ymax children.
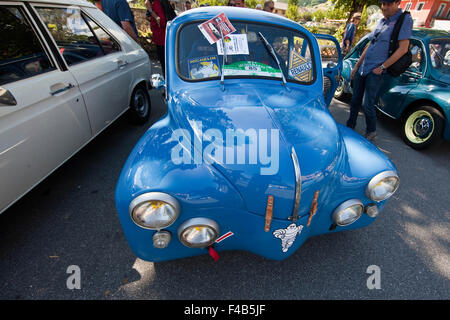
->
<box><xmin>198</xmin><ymin>13</ymin><xmax>236</xmax><ymax>45</ymax></box>
<box><xmin>217</xmin><ymin>34</ymin><xmax>249</xmax><ymax>55</ymax></box>
<box><xmin>288</xmin><ymin>51</ymin><xmax>313</xmax><ymax>82</ymax></box>
<box><xmin>188</xmin><ymin>55</ymin><xmax>220</xmax><ymax>79</ymax></box>
<box><xmin>223</xmin><ymin>61</ymin><xmax>282</xmax><ymax>77</ymax></box>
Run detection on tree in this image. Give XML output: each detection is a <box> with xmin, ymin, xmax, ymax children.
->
<box><xmin>286</xmin><ymin>0</ymin><xmax>300</xmax><ymax>21</ymax></box>
<box><xmin>331</xmin><ymin>0</ymin><xmax>378</xmax><ymax>24</ymax></box>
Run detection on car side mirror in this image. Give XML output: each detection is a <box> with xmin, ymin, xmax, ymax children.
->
<box><xmin>151</xmin><ymin>74</ymin><xmax>165</xmax><ymax>90</ymax></box>
<box><xmin>0</xmin><ymin>87</ymin><xmax>17</xmax><ymax>106</ymax></box>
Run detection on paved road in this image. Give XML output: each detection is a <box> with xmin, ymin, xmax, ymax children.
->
<box><xmin>0</xmin><ymin>87</ymin><xmax>449</xmax><ymax>300</ymax></box>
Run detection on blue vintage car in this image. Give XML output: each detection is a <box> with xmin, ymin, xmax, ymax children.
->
<box><xmin>115</xmin><ymin>7</ymin><xmax>400</xmax><ymax>262</ymax></box>
<box><xmin>335</xmin><ymin>29</ymin><xmax>450</xmax><ymax>149</ymax></box>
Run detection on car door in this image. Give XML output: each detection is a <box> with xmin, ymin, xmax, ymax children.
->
<box><xmin>32</xmin><ymin>4</ymin><xmax>132</xmax><ymax>136</ymax></box>
<box><xmin>0</xmin><ymin>2</ymin><xmax>91</xmax><ymax>213</ymax></box>
<box><xmin>376</xmin><ymin>39</ymin><xmax>425</xmax><ymax>118</ymax></box>
<box><xmin>314</xmin><ymin>34</ymin><xmax>343</xmax><ymax>107</ymax></box>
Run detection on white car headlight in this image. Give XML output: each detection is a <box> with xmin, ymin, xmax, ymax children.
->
<box><xmin>178</xmin><ymin>218</ymin><xmax>219</xmax><ymax>248</ymax></box>
<box><xmin>129</xmin><ymin>192</ymin><xmax>180</xmax><ymax>230</ymax></box>
<box><xmin>366</xmin><ymin>171</ymin><xmax>399</xmax><ymax>202</ymax></box>
<box><xmin>332</xmin><ymin>199</ymin><xmax>364</xmax><ymax>226</ymax></box>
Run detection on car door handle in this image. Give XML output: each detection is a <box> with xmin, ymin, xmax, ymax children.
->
<box><xmin>118</xmin><ymin>61</ymin><xmax>129</xmax><ymax>70</ymax></box>
<box><xmin>50</xmin><ymin>83</ymin><xmax>74</xmax><ymax>96</ymax></box>
<box><xmin>0</xmin><ymin>87</ymin><xmax>17</xmax><ymax>106</ymax></box>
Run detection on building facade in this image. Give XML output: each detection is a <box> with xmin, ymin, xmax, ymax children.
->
<box><xmin>400</xmin><ymin>0</ymin><xmax>450</xmax><ymax>28</ymax></box>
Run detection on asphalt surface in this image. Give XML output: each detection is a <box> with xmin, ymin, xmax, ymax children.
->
<box><xmin>0</xmin><ymin>77</ymin><xmax>449</xmax><ymax>300</ymax></box>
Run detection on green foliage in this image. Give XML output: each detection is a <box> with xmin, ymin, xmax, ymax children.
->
<box><xmin>286</xmin><ymin>0</ymin><xmax>300</xmax><ymax>21</ymax></box>
<box><xmin>333</xmin><ymin>3</ymin><xmax>372</xmax><ymax>44</ymax></box>
<box><xmin>298</xmin><ymin>0</ymin><xmax>327</xmax><ymax>5</ymax></box>
<box><xmin>311</xmin><ymin>9</ymin><xmax>326</xmax><ymax>22</ymax></box>
<box><xmin>299</xmin><ymin>11</ymin><xmax>313</xmax><ymax>21</ymax></box>
<box><xmin>197</xmin><ymin>0</ymin><xmax>227</xmax><ymax>6</ymax></box>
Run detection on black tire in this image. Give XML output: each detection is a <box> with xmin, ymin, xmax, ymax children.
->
<box><xmin>401</xmin><ymin>105</ymin><xmax>444</xmax><ymax>150</ymax></box>
<box><xmin>128</xmin><ymin>85</ymin><xmax>151</xmax><ymax>125</ymax></box>
<box><xmin>334</xmin><ymin>76</ymin><xmax>350</xmax><ymax>101</ymax></box>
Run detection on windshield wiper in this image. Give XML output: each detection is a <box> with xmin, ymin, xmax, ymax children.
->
<box><xmin>258</xmin><ymin>32</ymin><xmax>287</xmax><ymax>86</ymax></box>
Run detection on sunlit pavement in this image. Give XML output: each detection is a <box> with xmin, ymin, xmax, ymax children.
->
<box><xmin>0</xmin><ymin>85</ymin><xmax>449</xmax><ymax>299</ymax></box>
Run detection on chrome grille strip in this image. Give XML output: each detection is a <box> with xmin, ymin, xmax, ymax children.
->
<box><xmin>289</xmin><ymin>147</ymin><xmax>301</xmax><ymax>223</ymax></box>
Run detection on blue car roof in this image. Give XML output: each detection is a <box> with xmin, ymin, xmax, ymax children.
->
<box><xmin>412</xmin><ymin>28</ymin><xmax>450</xmax><ymax>40</ymax></box>
<box><xmin>172</xmin><ymin>6</ymin><xmax>311</xmax><ymax>35</ymax></box>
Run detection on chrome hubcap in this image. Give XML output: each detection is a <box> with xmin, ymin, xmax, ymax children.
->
<box><xmin>134</xmin><ymin>90</ymin><xmax>148</xmax><ymax>115</ymax></box>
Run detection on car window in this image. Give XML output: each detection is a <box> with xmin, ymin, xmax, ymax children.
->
<box><xmin>317</xmin><ymin>39</ymin><xmax>339</xmax><ymax>68</ymax></box>
<box><xmin>408</xmin><ymin>40</ymin><xmax>425</xmax><ymax>74</ymax></box>
<box><xmin>349</xmin><ymin>38</ymin><xmax>370</xmax><ymax>59</ymax></box>
<box><xmin>36</xmin><ymin>7</ymin><xmax>105</xmax><ymax>66</ymax></box>
<box><xmin>0</xmin><ymin>6</ymin><xmax>55</xmax><ymax>86</ymax></box>
<box><xmin>429</xmin><ymin>38</ymin><xmax>450</xmax><ymax>75</ymax></box>
<box><xmin>83</xmin><ymin>14</ymin><xmax>120</xmax><ymax>54</ymax></box>
<box><xmin>177</xmin><ymin>22</ymin><xmax>315</xmax><ymax>84</ymax></box>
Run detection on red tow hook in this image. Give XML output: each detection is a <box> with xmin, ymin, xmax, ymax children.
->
<box><xmin>208</xmin><ymin>246</ymin><xmax>219</xmax><ymax>262</ymax></box>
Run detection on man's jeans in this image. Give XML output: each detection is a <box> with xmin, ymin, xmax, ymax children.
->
<box><xmin>346</xmin><ymin>71</ymin><xmax>384</xmax><ymax>134</ymax></box>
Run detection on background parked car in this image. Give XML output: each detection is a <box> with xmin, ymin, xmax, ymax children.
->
<box><xmin>335</xmin><ymin>29</ymin><xmax>450</xmax><ymax>150</ymax></box>
<box><xmin>0</xmin><ymin>0</ymin><xmax>152</xmax><ymax>214</ymax></box>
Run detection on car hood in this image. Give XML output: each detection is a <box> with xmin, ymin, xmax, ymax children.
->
<box><xmin>171</xmin><ymin>83</ymin><xmax>342</xmax><ymax>219</ymax></box>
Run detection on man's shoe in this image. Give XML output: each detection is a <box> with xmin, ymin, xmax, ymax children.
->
<box><xmin>365</xmin><ymin>131</ymin><xmax>377</xmax><ymax>141</ymax></box>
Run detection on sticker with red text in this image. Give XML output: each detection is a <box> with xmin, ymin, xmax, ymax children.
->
<box><xmin>198</xmin><ymin>12</ymin><xmax>236</xmax><ymax>45</ymax></box>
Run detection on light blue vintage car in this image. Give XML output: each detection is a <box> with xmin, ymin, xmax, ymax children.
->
<box><xmin>115</xmin><ymin>7</ymin><xmax>400</xmax><ymax>262</ymax></box>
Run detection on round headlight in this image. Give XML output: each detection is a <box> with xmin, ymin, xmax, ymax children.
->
<box><xmin>366</xmin><ymin>171</ymin><xmax>399</xmax><ymax>202</ymax></box>
<box><xmin>332</xmin><ymin>199</ymin><xmax>364</xmax><ymax>226</ymax></box>
<box><xmin>129</xmin><ymin>193</ymin><xmax>180</xmax><ymax>230</ymax></box>
<box><xmin>178</xmin><ymin>218</ymin><xmax>219</xmax><ymax>248</ymax></box>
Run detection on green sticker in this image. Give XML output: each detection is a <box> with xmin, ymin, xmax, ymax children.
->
<box><xmin>223</xmin><ymin>61</ymin><xmax>282</xmax><ymax>77</ymax></box>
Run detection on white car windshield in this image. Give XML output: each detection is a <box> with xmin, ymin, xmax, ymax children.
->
<box><xmin>177</xmin><ymin>21</ymin><xmax>315</xmax><ymax>84</ymax></box>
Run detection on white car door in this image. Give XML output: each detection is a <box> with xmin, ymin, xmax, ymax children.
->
<box><xmin>0</xmin><ymin>2</ymin><xmax>91</xmax><ymax>213</ymax></box>
<box><xmin>33</xmin><ymin>4</ymin><xmax>132</xmax><ymax>136</ymax></box>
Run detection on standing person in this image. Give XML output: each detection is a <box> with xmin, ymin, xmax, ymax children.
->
<box><xmin>145</xmin><ymin>0</ymin><xmax>176</xmax><ymax>76</ymax></box>
<box><xmin>255</xmin><ymin>4</ymin><xmax>262</xmax><ymax>10</ymax></box>
<box><xmin>101</xmin><ymin>0</ymin><xmax>139</xmax><ymax>42</ymax></box>
<box><xmin>263</xmin><ymin>1</ymin><xmax>274</xmax><ymax>12</ymax></box>
<box><xmin>341</xmin><ymin>12</ymin><xmax>361</xmax><ymax>56</ymax></box>
<box><xmin>94</xmin><ymin>0</ymin><xmax>102</xmax><ymax>10</ymax></box>
<box><xmin>234</xmin><ymin>0</ymin><xmax>245</xmax><ymax>8</ymax></box>
<box><xmin>346</xmin><ymin>0</ymin><xmax>413</xmax><ymax>141</ymax></box>
<box><xmin>185</xmin><ymin>1</ymin><xmax>191</xmax><ymax>10</ymax></box>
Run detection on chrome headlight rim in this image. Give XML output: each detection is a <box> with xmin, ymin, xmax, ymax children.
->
<box><xmin>366</xmin><ymin>170</ymin><xmax>400</xmax><ymax>202</ymax></box>
<box><xmin>178</xmin><ymin>218</ymin><xmax>220</xmax><ymax>249</ymax></box>
<box><xmin>332</xmin><ymin>199</ymin><xmax>364</xmax><ymax>227</ymax></box>
<box><xmin>129</xmin><ymin>192</ymin><xmax>181</xmax><ymax>230</ymax></box>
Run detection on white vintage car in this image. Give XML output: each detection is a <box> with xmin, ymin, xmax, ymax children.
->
<box><xmin>0</xmin><ymin>0</ymin><xmax>152</xmax><ymax>214</ymax></box>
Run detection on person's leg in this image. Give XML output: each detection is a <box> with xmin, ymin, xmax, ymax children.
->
<box><xmin>156</xmin><ymin>45</ymin><xmax>165</xmax><ymax>76</ymax></box>
<box><xmin>362</xmin><ymin>72</ymin><xmax>384</xmax><ymax>135</ymax></box>
<box><xmin>346</xmin><ymin>72</ymin><xmax>366</xmax><ymax>129</ymax></box>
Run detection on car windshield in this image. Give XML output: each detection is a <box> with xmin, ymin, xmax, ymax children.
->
<box><xmin>177</xmin><ymin>21</ymin><xmax>315</xmax><ymax>84</ymax></box>
<box><xmin>429</xmin><ymin>38</ymin><xmax>450</xmax><ymax>75</ymax></box>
